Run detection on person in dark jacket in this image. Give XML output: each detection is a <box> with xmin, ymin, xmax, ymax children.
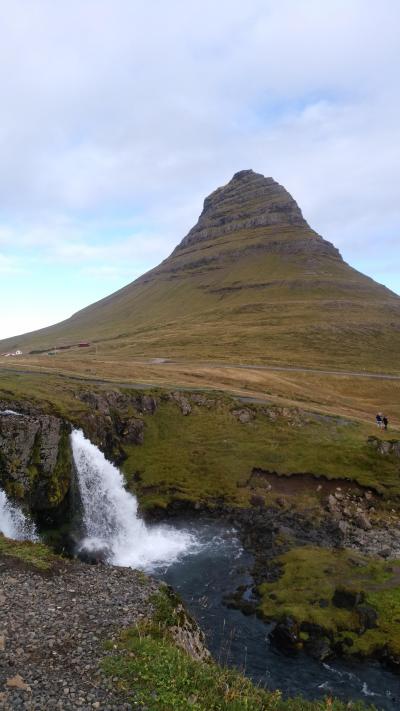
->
<box><xmin>383</xmin><ymin>416</ymin><xmax>388</xmax><ymax>430</ymax></box>
<box><xmin>376</xmin><ymin>413</ymin><xmax>382</xmax><ymax>428</ymax></box>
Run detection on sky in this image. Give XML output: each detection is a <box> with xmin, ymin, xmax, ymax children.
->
<box><xmin>0</xmin><ymin>0</ymin><xmax>399</xmax><ymax>339</ymax></box>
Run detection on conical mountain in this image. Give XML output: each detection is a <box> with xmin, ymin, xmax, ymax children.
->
<box><xmin>2</xmin><ymin>170</ymin><xmax>400</xmax><ymax>371</ymax></box>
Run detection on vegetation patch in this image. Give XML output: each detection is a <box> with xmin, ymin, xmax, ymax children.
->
<box><xmin>0</xmin><ymin>534</ymin><xmax>61</xmax><ymax>571</ymax></box>
<box><xmin>122</xmin><ymin>397</ymin><xmax>400</xmax><ymax>510</ymax></box>
<box><xmin>258</xmin><ymin>546</ymin><xmax>400</xmax><ymax>660</ymax></box>
<box><xmin>48</xmin><ymin>423</ymin><xmax>73</xmax><ymax>506</ymax></box>
<box><xmin>102</xmin><ymin>588</ymin><xmax>373</xmax><ymax>711</ymax></box>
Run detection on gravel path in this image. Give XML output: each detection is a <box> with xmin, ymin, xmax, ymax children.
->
<box><xmin>0</xmin><ymin>556</ymin><xmax>159</xmax><ymax>710</ymax></box>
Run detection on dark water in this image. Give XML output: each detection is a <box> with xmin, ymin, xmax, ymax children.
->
<box><xmin>153</xmin><ymin>520</ymin><xmax>400</xmax><ymax>710</ymax></box>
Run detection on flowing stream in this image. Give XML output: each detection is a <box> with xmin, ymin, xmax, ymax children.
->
<box><xmin>1</xmin><ymin>427</ymin><xmax>398</xmax><ymax>707</ymax></box>
<box><xmin>70</xmin><ymin>430</ymin><xmax>400</xmax><ymax>708</ymax></box>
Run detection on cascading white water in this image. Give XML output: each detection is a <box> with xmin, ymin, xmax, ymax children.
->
<box><xmin>71</xmin><ymin>429</ymin><xmax>197</xmax><ymax>570</ymax></box>
<box><xmin>0</xmin><ymin>488</ymin><xmax>38</xmax><ymax>541</ymax></box>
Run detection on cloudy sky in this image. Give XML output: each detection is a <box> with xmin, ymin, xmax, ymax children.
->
<box><xmin>0</xmin><ymin>0</ymin><xmax>399</xmax><ymax>339</ymax></box>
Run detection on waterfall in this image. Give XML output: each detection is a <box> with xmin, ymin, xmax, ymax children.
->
<box><xmin>71</xmin><ymin>429</ymin><xmax>197</xmax><ymax>570</ymax></box>
<box><xmin>0</xmin><ymin>488</ymin><xmax>38</xmax><ymax>541</ymax></box>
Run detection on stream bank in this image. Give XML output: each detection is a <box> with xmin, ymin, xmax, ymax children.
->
<box><xmin>2</xmin><ymin>393</ymin><xmax>400</xmax><ymax>707</ymax></box>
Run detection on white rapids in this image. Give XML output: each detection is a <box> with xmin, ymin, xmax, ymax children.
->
<box><xmin>0</xmin><ymin>488</ymin><xmax>38</xmax><ymax>541</ymax></box>
<box><xmin>71</xmin><ymin>429</ymin><xmax>197</xmax><ymax>570</ymax></box>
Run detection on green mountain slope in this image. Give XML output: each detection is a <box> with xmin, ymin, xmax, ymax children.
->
<box><xmin>2</xmin><ymin>170</ymin><xmax>400</xmax><ymax>371</ymax></box>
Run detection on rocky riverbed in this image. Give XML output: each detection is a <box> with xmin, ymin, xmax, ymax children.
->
<box><xmin>0</xmin><ymin>555</ymin><xmax>161</xmax><ymax>710</ymax></box>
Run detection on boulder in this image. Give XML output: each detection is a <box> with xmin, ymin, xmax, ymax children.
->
<box><xmin>332</xmin><ymin>588</ymin><xmax>364</xmax><ymax>609</ymax></box>
<box><xmin>232</xmin><ymin>408</ymin><xmax>254</xmax><ymax>424</ymax></box>
<box><xmin>356</xmin><ymin>604</ymin><xmax>378</xmax><ymax>631</ymax></box>
<box><xmin>270</xmin><ymin>616</ymin><xmax>300</xmax><ymax>653</ymax></box>
<box><xmin>327</xmin><ymin>494</ymin><xmax>339</xmax><ymax>513</ymax></box>
<box><xmin>304</xmin><ymin>637</ymin><xmax>332</xmax><ymax>661</ymax></box>
<box><xmin>119</xmin><ymin>418</ymin><xmax>145</xmax><ymax>445</ymax></box>
<box><xmin>171</xmin><ymin>392</ymin><xmax>192</xmax><ymax>416</ymax></box>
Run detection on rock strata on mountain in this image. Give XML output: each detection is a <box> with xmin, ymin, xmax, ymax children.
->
<box><xmin>176</xmin><ymin>170</ymin><xmax>309</xmax><ymax>248</ymax></box>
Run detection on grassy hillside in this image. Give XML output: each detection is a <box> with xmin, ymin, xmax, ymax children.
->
<box><xmin>1</xmin><ymin>371</ymin><xmax>399</xmax><ymax>513</ymax></box>
<box><xmin>1</xmin><ymin>170</ymin><xmax>399</xmax><ymax>373</ymax></box>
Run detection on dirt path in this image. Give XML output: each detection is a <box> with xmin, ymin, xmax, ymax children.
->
<box><xmin>0</xmin><ymin>557</ymin><xmax>158</xmax><ymax>710</ymax></box>
<box><xmin>159</xmin><ymin>359</ymin><xmax>400</xmax><ymax>380</ymax></box>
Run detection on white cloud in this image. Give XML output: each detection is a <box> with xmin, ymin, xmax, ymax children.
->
<box><xmin>0</xmin><ymin>0</ymin><xmax>399</xmax><ymax>338</ymax></box>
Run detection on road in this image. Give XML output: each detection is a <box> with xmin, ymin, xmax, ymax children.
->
<box><xmin>1</xmin><ymin>360</ymin><xmax>400</xmax><ymax>382</ymax></box>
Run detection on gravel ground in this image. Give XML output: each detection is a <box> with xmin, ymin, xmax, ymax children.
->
<box><xmin>0</xmin><ymin>556</ymin><xmax>160</xmax><ymax>710</ymax></box>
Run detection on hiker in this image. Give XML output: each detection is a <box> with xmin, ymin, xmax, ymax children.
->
<box><xmin>383</xmin><ymin>415</ymin><xmax>388</xmax><ymax>431</ymax></box>
<box><xmin>376</xmin><ymin>413</ymin><xmax>382</xmax><ymax>428</ymax></box>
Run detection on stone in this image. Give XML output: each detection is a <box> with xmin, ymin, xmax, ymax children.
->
<box><xmin>232</xmin><ymin>408</ymin><xmax>254</xmax><ymax>424</ymax></box>
<box><xmin>327</xmin><ymin>494</ymin><xmax>338</xmax><ymax>512</ymax></box>
<box><xmin>357</xmin><ymin>604</ymin><xmax>378</xmax><ymax>630</ymax></box>
<box><xmin>355</xmin><ymin>513</ymin><xmax>372</xmax><ymax>530</ymax></box>
<box><xmin>338</xmin><ymin>520</ymin><xmax>349</xmax><ymax>535</ymax></box>
<box><xmin>304</xmin><ymin>637</ymin><xmax>332</xmax><ymax>661</ymax></box>
<box><xmin>171</xmin><ymin>392</ymin><xmax>192</xmax><ymax>416</ymax></box>
<box><xmin>270</xmin><ymin>616</ymin><xmax>300</xmax><ymax>653</ymax></box>
<box><xmin>332</xmin><ymin>588</ymin><xmax>364</xmax><ymax>609</ymax></box>
<box><xmin>6</xmin><ymin>675</ymin><xmax>31</xmax><ymax>692</ymax></box>
<box><xmin>120</xmin><ymin>417</ymin><xmax>144</xmax><ymax>445</ymax></box>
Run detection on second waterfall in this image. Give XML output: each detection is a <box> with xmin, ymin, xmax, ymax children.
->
<box><xmin>71</xmin><ymin>429</ymin><xmax>196</xmax><ymax>570</ymax></box>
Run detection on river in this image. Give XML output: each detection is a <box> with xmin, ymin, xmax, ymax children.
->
<box><xmin>2</xmin><ymin>426</ymin><xmax>399</xmax><ymax>708</ymax></box>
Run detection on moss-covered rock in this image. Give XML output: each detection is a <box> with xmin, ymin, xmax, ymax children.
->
<box><xmin>0</xmin><ymin>411</ymin><xmax>74</xmax><ymax>515</ymax></box>
<box><xmin>258</xmin><ymin>545</ymin><xmax>400</xmax><ymax>666</ymax></box>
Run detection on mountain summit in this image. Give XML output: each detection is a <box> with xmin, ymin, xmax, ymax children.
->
<box><xmin>1</xmin><ymin>171</ymin><xmax>399</xmax><ymax>371</ymax></box>
<box><xmin>175</xmin><ymin>170</ymin><xmax>308</xmax><ymax>251</ymax></box>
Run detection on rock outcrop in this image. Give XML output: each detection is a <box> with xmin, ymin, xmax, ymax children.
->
<box><xmin>77</xmin><ymin>390</ymin><xmax>153</xmax><ymax>462</ymax></box>
<box><xmin>368</xmin><ymin>436</ymin><xmax>400</xmax><ymax>457</ymax></box>
<box><xmin>175</xmin><ymin>170</ymin><xmax>310</xmax><ymax>249</ymax></box>
<box><xmin>0</xmin><ymin>408</ymin><xmax>72</xmax><ymax>516</ymax></box>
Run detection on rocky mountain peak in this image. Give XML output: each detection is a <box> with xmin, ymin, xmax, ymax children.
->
<box><xmin>176</xmin><ymin>170</ymin><xmax>309</xmax><ymax>251</ymax></box>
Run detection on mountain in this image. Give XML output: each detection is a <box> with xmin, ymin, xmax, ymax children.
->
<box><xmin>2</xmin><ymin>169</ymin><xmax>400</xmax><ymax>371</ymax></box>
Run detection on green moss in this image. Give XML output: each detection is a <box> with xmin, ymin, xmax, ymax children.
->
<box><xmin>0</xmin><ymin>534</ymin><xmax>60</xmax><ymax>571</ymax></box>
<box><xmin>47</xmin><ymin>424</ymin><xmax>72</xmax><ymax>506</ymax></box>
<box><xmin>4</xmin><ymin>481</ymin><xmax>25</xmax><ymax>499</ymax></box>
<box><xmin>27</xmin><ymin>431</ymin><xmax>42</xmax><ymax>483</ymax></box>
<box><xmin>258</xmin><ymin>546</ymin><xmax>400</xmax><ymax>659</ymax></box>
<box><xmin>150</xmin><ymin>585</ymin><xmax>184</xmax><ymax>628</ymax></box>
<box><xmin>102</xmin><ymin>589</ymin><xmax>374</xmax><ymax>711</ymax></box>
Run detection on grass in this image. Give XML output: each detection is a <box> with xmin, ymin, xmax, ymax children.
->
<box><xmin>0</xmin><ymin>534</ymin><xmax>60</xmax><ymax>571</ymax></box>
<box><xmin>102</xmin><ymin>588</ymin><xmax>374</xmax><ymax>711</ymax></box>
<box><xmin>0</xmin><ymin>371</ymin><xmax>399</xmax><ymax>512</ymax></box>
<box><xmin>258</xmin><ymin>546</ymin><xmax>400</xmax><ymax>659</ymax></box>
<box><xmin>122</xmin><ymin>397</ymin><xmax>400</xmax><ymax>509</ymax></box>
<box><xmin>1</xmin><ymin>357</ymin><xmax>400</xmax><ymax>426</ymax></box>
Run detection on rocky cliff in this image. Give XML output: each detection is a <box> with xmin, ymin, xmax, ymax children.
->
<box><xmin>0</xmin><ymin>407</ymin><xmax>72</xmax><ymax>519</ymax></box>
<box><xmin>173</xmin><ymin>169</ymin><xmax>334</xmax><ymax>255</ymax></box>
